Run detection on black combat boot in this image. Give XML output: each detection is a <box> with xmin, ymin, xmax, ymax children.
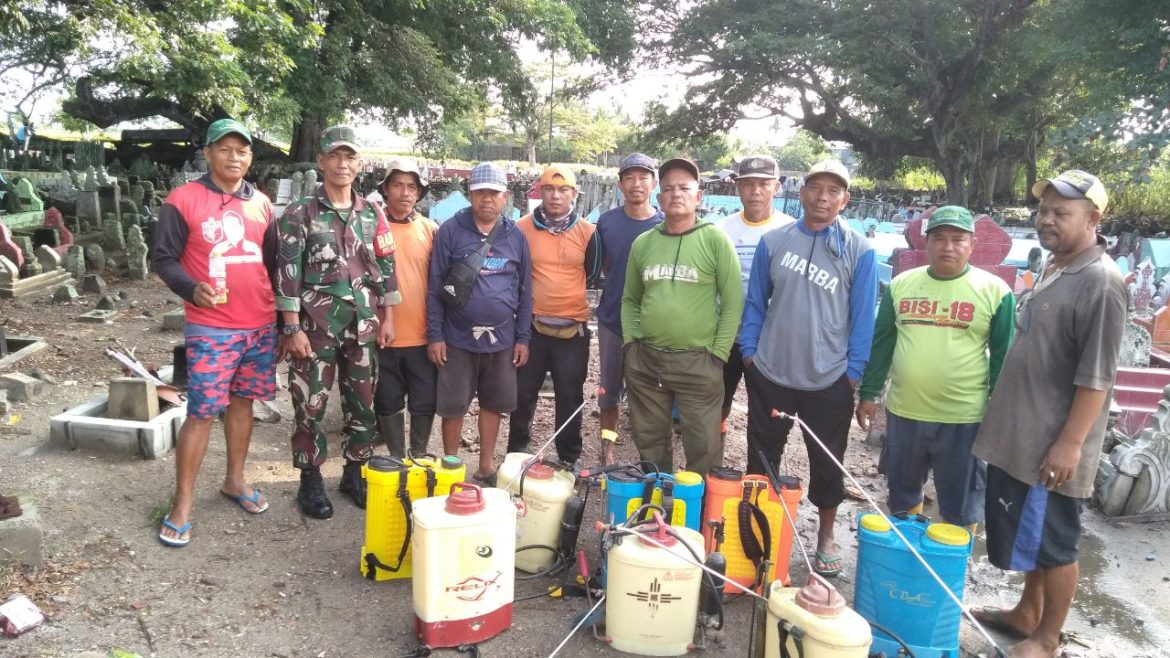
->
<box><xmin>339</xmin><ymin>459</ymin><xmax>368</xmax><ymax>509</ymax></box>
<box><xmin>297</xmin><ymin>467</ymin><xmax>333</xmax><ymax>519</ymax></box>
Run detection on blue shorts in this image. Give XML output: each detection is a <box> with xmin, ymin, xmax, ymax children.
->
<box><xmin>186</xmin><ymin>325</ymin><xmax>277</xmax><ymax>419</ymax></box>
<box><xmin>880</xmin><ymin>412</ymin><xmax>986</xmax><ymax>526</ymax></box>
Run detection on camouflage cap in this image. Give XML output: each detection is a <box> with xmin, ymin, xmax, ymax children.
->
<box><xmin>319</xmin><ymin>125</ymin><xmax>360</xmax><ymax>154</ymax></box>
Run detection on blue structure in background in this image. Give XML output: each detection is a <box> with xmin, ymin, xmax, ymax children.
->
<box><xmin>429</xmin><ymin>191</ymin><xmax>469</xmax><ymax>223</ymax></box>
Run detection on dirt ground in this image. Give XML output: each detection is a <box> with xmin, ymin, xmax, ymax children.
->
<box><xmin>1</xmin><ymin>275</ymin><xmax>1168</xmax><ymax>658</ymax></box>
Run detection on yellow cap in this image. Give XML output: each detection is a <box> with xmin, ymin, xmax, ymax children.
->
<box><xmin>859</xmin><ymin>513</ymin><xmax>891</xmax><ymax>533</ymax></box>
<box><xmin>539</xmin><ymin>165</ymin><xmax>577</xmax><ymax>189</ymax></box>
<box><xmin>926</xmin><ymin>523</ymin><xmax>971</xmax><ymax>546</ymax></box>
<box><xmin>674</xmin><ymin>471</ymin><xmax>703</xmax><ymax>486</ymax></box>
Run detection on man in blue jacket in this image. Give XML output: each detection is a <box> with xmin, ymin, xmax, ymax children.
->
<box><xmin>426</xmin><ymin>162</ymin><xmax>532</xmax><ymax>484</ymax></box>
<box><xmin>739</xmin><ymin>159</ymin><xmax>878</xmax><ymax>578</ymax></box>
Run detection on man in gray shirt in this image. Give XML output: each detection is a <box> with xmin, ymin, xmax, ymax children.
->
<box><xmin>970</xmin><ymin>170</ymin><xmax>1126</xmax><ymax>658</ymax></box>
<box><xmin>739</xmin><ymin>159</ymin><xmax>878</xmax><ymax>577</ymax></box>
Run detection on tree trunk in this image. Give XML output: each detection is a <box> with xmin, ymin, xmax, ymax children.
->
<box><xmin>940</xmin><ymin>157</ymin><xmax>970</xmax><ymax>207</ymax></box>
<box><xmin>525</xmin><ymin>131</ymin><xmax>538</xmax><ymax>166</ymax></box>
<box><xmin>1024</xmin><ymin>130</ymin><xmax>1039</xmax><ymax>206</ymax></box>
<box><xmin>289</xmin><ymin>114</ymin><xmax>325</xmax><ymax>163</ymax></box>
<box><xmin>994</xmin><ymin>160</ymin><xmax>1018</xmax><ymax>204</ymax></box>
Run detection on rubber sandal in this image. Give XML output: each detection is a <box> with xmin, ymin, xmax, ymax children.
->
<box><xmin>158</xmin><ymin>516</ymin><xmax>191</xmax><ymax>548</ymax></box>
<box><xmin>813</xmin><ymin>549</ymin><xmax>842</xmax><ymax>577</ymax></box>
<box><xmin>970</xmin><ymin>607</ymin><xmax>1030</xmax><ymax>640</ymax></box>
<box><xmin>471</xmin><ymin>470</ymin><xmax>497</xmax><ymax>488</ymax></box>
<box><xmin>221</xmin><ymin>487</ymin><xmax>269</xmax><ymax>514</ymax></box>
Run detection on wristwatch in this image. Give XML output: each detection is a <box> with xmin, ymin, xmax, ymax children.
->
<box><xmin>281</xmin><ymin>323</ymin><xmax>302</xmax><ymax>337</ymax></box>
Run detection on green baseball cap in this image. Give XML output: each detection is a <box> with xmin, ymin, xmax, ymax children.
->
<box><xmin>319</xmin><ymin>125</ymin><xmax>360</xmax><ymax>154</ymax></box>
<box><xmin>925</xmin><ymin>205</ymin><xmax>975</xmax><ymax>233</ymax></box>
<box><xmin>205</xmin><ymin>118</ymin><xmax>252</xmax><ymax>145</ymax></box>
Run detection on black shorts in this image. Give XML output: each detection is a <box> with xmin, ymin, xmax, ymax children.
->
<box><xmin>985</xmin><ymin>465</ymin><xmax>1084</xmax><ymax>571</ymax></box>
<box><xmin>435</xmin><ymin>346</ymin><xmax>517</xmax><ymax>418</ymax></box>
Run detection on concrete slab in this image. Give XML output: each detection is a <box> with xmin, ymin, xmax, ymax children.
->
<box><xmin>0</xmin><ymin>372</ymin><xmax>44</xmax><ymax>402</ymax></box>
<box><xmin>0</xmin><ymin>498</ymin><xmax>43</xmax><ymax>566</ymax></box>
<box><xmin>48</xmin><ymin>367</ymin><xmax>184</xmax><ymax>459</ymax></box>
<box><xmin>75</xmin><ymin>309</ymin><xmax>116</xmax><ymax>323</ymax></box>
<box><xmin>0</xmin><ymin>335</ymin><xmax>47</xmax><ymax>371</ymax></box>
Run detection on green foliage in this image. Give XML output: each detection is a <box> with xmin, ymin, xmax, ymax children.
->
<box><xmin>645</xmin><ymin>0</ymin><xmax>1170</xmax><ymax>206</ymax></box>
<box><xmin>1111</xmin><ymin>165</ymin><xmax>1170</xmax><ymax>222</ymax></box>
<box><xmin>2</xmin><ymin>0</ymin><xmax>637</xmax><ymax>160</ymax></box>
<box><xmin>770</xmin><ymin>130</ymin><xmax>830</xmax><ymax>172</ymax></box>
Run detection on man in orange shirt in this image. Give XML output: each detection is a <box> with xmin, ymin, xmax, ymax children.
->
<box><xmin>508</xmin><ymin>166</ymin><xmax>601</xmax><ymax>465</ymax></box>
<box><xmin>374</xmin><ymin>159</ymin><xmax>439</xmax><ymax>457</ymax></box>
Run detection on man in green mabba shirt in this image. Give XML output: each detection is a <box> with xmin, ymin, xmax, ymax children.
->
<box><xmin>856</xmin><ymin>206</ymin><xmax>1014</xmax><ymax>529</ymax></box>
<box><xmin>622</xmin><ymin>157</ymin><xmax>743</xmax><ymax>477</ymax></box>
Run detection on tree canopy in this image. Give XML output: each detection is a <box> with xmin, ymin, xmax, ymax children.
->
<box><xmin>646</xmin><ymin>0</ymin><xmax>1170</xmax><ymax>206</ymax></box>
<box><xmin>3</xmin><ymin>0</ymin><xmax>637</xmax><ymax>160</ymax></box>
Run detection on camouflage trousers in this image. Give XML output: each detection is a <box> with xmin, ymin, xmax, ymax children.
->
<box><xmin>289</xmin><ymin>329</ymin><xmax>377</xmax><ymax>468</ymax></box>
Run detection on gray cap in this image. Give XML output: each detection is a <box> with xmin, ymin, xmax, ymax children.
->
<box><xmin>468</xmin><ymin>162</ymin><xmax>508</xmax><ymax>192</ymax></box>
<box><xmin>379</xmin><ymin>158</ymin><xmax>430</xmax><ymax>199</ymax></box>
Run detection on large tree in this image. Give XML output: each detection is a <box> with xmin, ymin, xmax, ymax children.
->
<box><xmin>4</xmin><ymin>0</ymin><xmax>636</xmax><ymax>161</ymax></box>
<box><xmin>645</xmin><ymin>0</ymin><xmax>1169</xmax><ymax>206</ymax></box>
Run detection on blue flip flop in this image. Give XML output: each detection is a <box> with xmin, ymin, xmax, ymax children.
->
<box><xmin>221</xmin><ymin>487</ymin><xmax>269</xmax><ymax>514</ymax></box>
<box><xmin>158</xmin><ymin>516</ymin><xmax>191</xmax><ymax>548</ymax></box>
<box><xmin>814</xmin><ymin>549</ymin><xmax>843</xmax><ymax>578</ymax></box>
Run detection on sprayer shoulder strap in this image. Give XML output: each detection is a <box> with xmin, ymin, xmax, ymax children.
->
<box><xmin>778</xmin><ymin>620</ymin><xmax>806</xmax><ymax>658</ymax></box>
<box><xmin>364</xmin><ymin>473</ymin><xmax>413</xmax><ymax>577</ymax></box>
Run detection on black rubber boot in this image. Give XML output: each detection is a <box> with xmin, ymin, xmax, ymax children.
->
<box><xmin>378</xmin><ymin>413</ymin><xmax>407</xmax><ymax>458</ymax></box>
<box><xmin>409</xmin><ymin>414</ymin><xmax>434</xmax><ymax>457</ymax></box>
<box><xmin>297</xmin><ymin>467</ymin><xmax>333</xmax><ymax>519</ymax></box>
<box><xmin>339</xmin><ymin>459</ymin><xmax>368</xmax><ymax>509</ymax></box>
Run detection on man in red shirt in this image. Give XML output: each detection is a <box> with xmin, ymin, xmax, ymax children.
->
<box><xmin>152</xmin><ymin>118</ymin><xmax>278</xmax><ymax>547</ymax></box>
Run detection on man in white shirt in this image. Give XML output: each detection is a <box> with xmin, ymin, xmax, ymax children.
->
<box><xmin>715</xmin><ymin>155</ymin><xmax>795</xmax><ymax>434</ymax></box>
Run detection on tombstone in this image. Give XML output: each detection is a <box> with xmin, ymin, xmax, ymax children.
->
<box><xmin>1119</xmin><ymin>320</ymin><xmax>1153</xmax><ymax>368</ymax></box>
<box><xmin>52</xmin><ymin>284</ymin><xmax>79</xmax><ymax>302</ymax></box>
<box><xmin>191</xmin><ymin>150</ymin><xmax>208</xmax><ymax>173</ymax></box>
<box><xmin>129</xmin><ymin>181</ymin><xmax>145</xmax><ymax>209</ymax></box>
<box><xmin>83</xmin><ymin>244</ymin><xmax>106</xmax><ymax>272</ymax></box>
<box><xmin>42</xmin><ymin>207</ymin><xmax>75</xmax><ymax>255</ymax></box>
<box><xmin>126</xmin><ymin>225</ymin><xmax>148</xmax><ymax>280</ymax></box>
<box><xmin>304</xmin><ymin>168</ymin><xmax>318</xmax><ymax>193</ymax></box>
<box><xmin>95</xmin><ymin>295</ymin><xmax>116</xmax><ymax>311</ymax></box>
<box><xmin>81</xmin><ymin>273</ymin><xmax>108</xmax><ymax>295</ymax></box>
<box><xmin>1134</xmin><ymin>259</ymin><xmax>1157</xmax><ymax>313</ymax></box>
<box><xmin>97</xmin><ymin>166</ymin><xmax>115</xmax><ymax>187</ymax></box>
<box><xmin>13</xmin><ymin>237</ymin><xmax>39</xmax><ymax>277</ymax></box>
<box><xmin>103</xmin><ymin>217</ymin><xmax>125</xmax><ymax>251</ymax></box>
<box><xmin>13</xmin><ymin>178</ymin><xmax>44</xmax><ymax>212</ymax></box>
<box><xmin>35</xmin><ymin>245</ymin><xmax>61</xmax><ymax>272</ymax></box>
<box><xmin>83</xmin><ymin>167</ymin><xmax>98</xmax><ymax>191</ymax></box>
<box><xmin>140</xmin><ymin>180</ymin><xmax>158</xmax><ymax>210</ymax></box>
<box><xmin>64</xmin><ymin>245</ymin><xmax>86</xmax><ymax>280</ymax></box>
<box><xmin>97</xmin><ymin>184</ymin><xmax>121</xmax><ymax>222</ymax></box>
<box><xmin>68</xmin><ymin>169</ymin><xmax>82</xmax><ymax>190</ymax></box>
<box><xmin>107</xmin><ymin>159</ymin><xmax>127</xmax><ymax>178</ymax></box>
<box><xmin>129</xmin><ymin>155</ymin><xmax>157</xmax><ymax>181</ymax></box>
<box><xmin>0</xmin><ymin>255</ymin><xmax>18</xmax><ymax>284</ymax></box>
<box><xmin>1097</xmin><ymin>384</ymin><xmax>1170</xmax><ymax>516</ymax></box>
<box><xmin>290</xmin><ymin>171</ymin><xmax>305</xmax><ymax>200</ymax></box>
<box><xmin>0</xmin><ymin>223</ymin><xmax>23</xmax><ymax>270</ymax></box>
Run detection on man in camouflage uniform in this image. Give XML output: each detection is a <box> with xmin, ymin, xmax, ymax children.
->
<box><xmin>277</xmin><ymin>126</ymin><xmax>401</xmax><ymax>519</ymax></box>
